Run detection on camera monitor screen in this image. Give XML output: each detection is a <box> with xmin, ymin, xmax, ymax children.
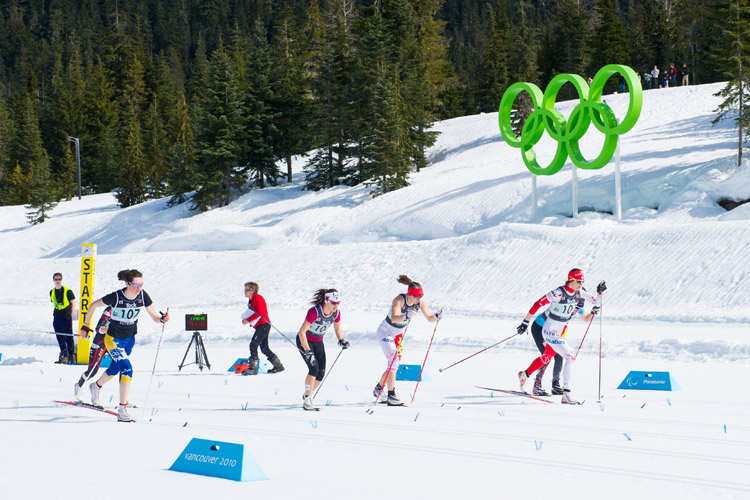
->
<box><xmin>185</xmin><ymin>313</ymin><xmax>208</xmax><ymax>331</ymax></box>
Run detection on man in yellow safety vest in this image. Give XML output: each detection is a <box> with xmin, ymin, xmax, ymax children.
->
<box><xmin>50</xmin><ymin>272</ymin><xmax>78</xmax><ymax>363</ymax></box>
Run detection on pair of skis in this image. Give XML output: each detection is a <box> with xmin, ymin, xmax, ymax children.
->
<box><xmin>475</xmin><ymin>386</ymin><xmax>584</xmax><ymax>405</ymax></box>
<box><xmin>54</xmin><ymin>400</ymin><xmax>137</xmax><ymax>421</ymax></box>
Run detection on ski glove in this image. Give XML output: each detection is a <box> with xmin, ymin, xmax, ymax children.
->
<box><xmin>435</xmin><ymin>309</ymin><xmax>444</xmax><ymax>321</ymax></box>
<box><xmin>404</xmin><ymin>309</ymin><xmax>417</xmax><ymax>320</ymax></box>
<box><xmin>303</xmin><ymin>350</ymin><xmax>315</xmax><ymax>363</ymax></box>
<box><xmin>79</xmin><ymin>324</ymin><xmax>92</xmax><ymax>339</ymax></box>
<box><xmin>338</xmin><ymin>339</ymin><xmax>350</xmax><ymax>349</ymax></box>
<box><xmin>597</xmin><ymin>281</ymin><xmax>607</xmax><ymax>294</ymax></box>
<box><xmin>160</xmin><ymin>311</ymin><xmax>170</xmax><ymax>323</ymax></box>
<box><xmin>517</xmin><ymin>320</ymin><xmax>529</xmax><ymax>334</ymax></box>
<box><xmin>591</xmin><ymin>306</ymin><xmax>600</xmax><ymax>316</ymax></box>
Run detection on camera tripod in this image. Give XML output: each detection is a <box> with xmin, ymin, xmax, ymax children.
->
<box><xmin>178</xmin><ymin>331</ymin><xmax>211</xmax><ymax>371</ymax></box>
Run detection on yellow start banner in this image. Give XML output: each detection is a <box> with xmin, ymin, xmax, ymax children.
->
<box><xmin>76</xmin><ymin>243</ymin><xmax>97</xmax><ymax>364</ymax></box>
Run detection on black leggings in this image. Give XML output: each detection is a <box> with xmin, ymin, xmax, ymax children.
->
<box><xmin>249</xmin><ymin>323</ymin><xmax>277</xmax><ymax>360</ymax></box>
<box><xmin>77</xmin><ymin>335</ymin><xmax>106</xmax><ymax>386</ymax></box>
<box><xmin>531</xmin><ymin>320</ymin><xmax>562</xmax><ymax>388</ymax></box>
<box><xmin>297</xmin><ymin>336</ymin><xmax>326</xmax><ymax>381</ymax></box>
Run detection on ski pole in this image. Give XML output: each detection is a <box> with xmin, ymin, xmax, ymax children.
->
<box><xmin>374</xmin><ymin>319</ymin><xmax>411</xmax><ymax>404</ymax></box>
<box><xmin>143</xmin><ymin>308</ymin><xmax>168</xmax><ymax>415</ymax></box>
<box><xmin>574</xmin><ymin>314</ymin><xmax>596</xmax><ymax>357</ymax></box>
<box><xmin>255</xmin><ymin>312</ymin><xmax>307</xmax><ymax>356</ymax></box>
<box><xmin>597</xmin><ymin>299</ymin><xmax>603</xmax><ymax>403</ymax></box>
<box><xmin>438</xmin><ymin>331</ymin><xmax>523</xmax><ymax>373</ymax></box>
<box><xmin>313</xmin><ymin>347</ymin><xmax>345</xmax><ymax>399</ymax></box>
<box><xmin>412</xmin><ymin>313</ymin><xmax>441</xmax><ymax>403</ymax></box>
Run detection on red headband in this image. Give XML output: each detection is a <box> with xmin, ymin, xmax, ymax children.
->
<box><xmin>567</xmin><ymin>269</ymin><xmax>585</xmax><ymax>281</ymax></box>
<box><xmin>408</xmin><ymin>287</ymin><xmax>423</xmax><ymax>297</ymax></box>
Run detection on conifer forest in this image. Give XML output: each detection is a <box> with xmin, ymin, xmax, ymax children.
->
<box><xmin>0</xmin><ymin>0</ymin><xmax>744</xmax><ymax>222</ymax></box>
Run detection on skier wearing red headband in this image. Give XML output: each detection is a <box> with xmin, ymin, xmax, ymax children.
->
<box><xmin>516</xmin><ymin>269</ymin><xmax>606</xmax><ymax>404</ymax></box>
<box><xmin>373</xmin><ymin>275</ymin><xmax>442</xmax><ymax>406</ymax></box>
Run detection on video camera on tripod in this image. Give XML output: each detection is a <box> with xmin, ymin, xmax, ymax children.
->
<box><xmin>179</xmin><ymin>313</ymin><xmax>211</xmax><ymax>371</ymax></box>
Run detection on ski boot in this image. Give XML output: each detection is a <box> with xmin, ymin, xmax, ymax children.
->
<box><xmin>117</xmin><ymin>403</ymin><xmax>135</xmax><ymax>422</ymax></box>
<box><xmin>386</xmin><ymin>390</ymin><xmax>404</xmax><ymax>406</ymax></box>
<box><xmin>518</xmin><ymin>370</ymin><xmax>528</xmax><ymax>392</ymax></box>
<box><xmin>242</xmin><ymin>357</ymin><xmax>259</xmax><ymax>376</ymax></box>
<box><xmin>267</xmin><ymin>356</ymin><xmax>285</xmax><ymax>374</ymax></box>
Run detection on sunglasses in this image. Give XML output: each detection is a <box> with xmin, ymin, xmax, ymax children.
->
<box><xmin>53</xmin><ymin>278</ymin><xmax>62</xmax><ymax>281</ymax></box>
<box><xmin>244</xmin><ymin>288</ymin><xmax>252</xmax><ymax>292</ymax></box>
<box><xmin>573</xmin><ymin>280</ymin><xmax>584</xmax><ymax>284</ymax></box>
<box><xmin>127</xmin><ymin>282</ymin><xmax>144</xmax><ymax>288</ymax></box>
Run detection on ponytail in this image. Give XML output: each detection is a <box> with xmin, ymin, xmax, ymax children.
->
<box><xmin>397</xmin><ymin>274</ymin><xmax>422</xmax><ymax>291</ymax></box>
<box><xmin>117</xmin><ymin>269</ymin><xmax>143</xmax><ymax>282</ymax></box>
<box><xmin>311</xmin><ymin>288</ymin><xmax>338</xmax><ymax>305</ymax></box>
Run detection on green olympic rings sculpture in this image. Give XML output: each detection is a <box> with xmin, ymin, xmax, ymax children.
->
<box><xmin>498</xmin><ymin>64</ymin><xmax>642</xmax><ymax>175</ymax></box>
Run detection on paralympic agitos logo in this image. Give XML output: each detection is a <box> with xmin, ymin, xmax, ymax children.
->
<box><xmin>498</xmin><ymin>64</ymin><xmax>643</xmax><ymax>175</ymax></box>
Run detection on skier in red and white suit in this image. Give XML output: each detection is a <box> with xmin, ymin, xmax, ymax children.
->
<box><xmin>515</xmin><ymin>269</ymin><xmax>606</xmax><ymax>404</ymax></box>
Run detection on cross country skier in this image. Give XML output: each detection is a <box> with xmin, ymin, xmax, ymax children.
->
<box><xmin>240</xmin><ymin>282</ymin><xmax>284</xmax><ymax>375</ymax></box>
<box><xmin>73</xmin><ymin>306</ymin><xmax>112</xmax><ymax>401</ymax></box>
<box><xmin>372</xmin><ymin>275</ymin><xmax>442</xmax><ymax>406</ymax></box>
<box><xmin>529</xmin><ymin>298</ymin><xmax>598</xmax><ymax>396</ymax></box>
<box><xmin>79</xmin><ymin>269</ymin><xmax>169</xmax><ymax>422</ymax></box>
<box><xmin>516</xmin><ymin>269</ymin><xmax>606</xmax><ymax>404</ymax></box>
<box><xmin>296</xmin><ymin>288</ymin><xmax>349</xmax><ymax>411</ymax></box>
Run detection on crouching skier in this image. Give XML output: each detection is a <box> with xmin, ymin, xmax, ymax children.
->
<box><xmin>240</xmin><ymin>282</ymin><xmax>284</xmax><ymax>375</ymax></box>
<box><xmin>80</xmin><ymin>269</ymin><xmax>169</xmax><ymax>422</ymax></box>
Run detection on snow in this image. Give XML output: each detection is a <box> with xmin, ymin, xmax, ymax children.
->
<box><xmin>1</xmin><ymin>83</ymin><xmax>749</xmax><ymax>499</ymax></box>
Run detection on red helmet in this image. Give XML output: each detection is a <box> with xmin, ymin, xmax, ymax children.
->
<box><xmin>567</xmin><ymin>269</ymin><xmax>584</xmax><ymax>281</ymax></box>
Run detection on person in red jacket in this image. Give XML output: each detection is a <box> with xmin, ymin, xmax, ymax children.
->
<box><xmin>515</xmin><ymin>269</ymin><xmax>606</xmax><ymax>404</ymax></box>
<box><xmin>241</xmin><ymin>282</ymin><xmax>284</xmax><ymax>375</ymax></box>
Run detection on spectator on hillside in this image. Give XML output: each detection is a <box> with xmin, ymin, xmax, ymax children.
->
<box><xmin>644</xmin><ymin>72</ymin><xmax>651</xmax><ymax>90</ymax></box>
<box><xmin>651</xmin><ymin>65</ymin><xmax>660</xmax><ymax>89</ymax></box>
<box><xmin>669</xmin><ymin>63</ymin><xmax>677</xmax><ymax>87</ymax></box>
<box><xmin>682</xmin><ymin>63</ymin><xmax>690</xmax><ymax>86</ymax></box>
<box><xmin>619</xmin><ymin>74</ymin><xmax>626</xmax><ymax>93</ymax></box>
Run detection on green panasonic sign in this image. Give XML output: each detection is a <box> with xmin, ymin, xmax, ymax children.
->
<box><xmin>498</xmin><ymin>64</ymin><xmax>643</xmax><ymax>175</ymax></box>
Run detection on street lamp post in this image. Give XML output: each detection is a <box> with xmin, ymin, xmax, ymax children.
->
<box><xmin>67</xmin><ymin>136</ymin><xmax>82</xmax><ymax>200</ymax></box>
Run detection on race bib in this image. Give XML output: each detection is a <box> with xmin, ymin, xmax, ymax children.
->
<box><xmin>111</xmin><ymin>307</ymin><xmax>141</xmax><ymax>325</ymax></box>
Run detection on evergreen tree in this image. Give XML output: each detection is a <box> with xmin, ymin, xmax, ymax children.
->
<box><xmin>243</xmin><ymin>19</ymin><xmax>281</xmax><ymax>189</ymax></box>
<box><xmin>479</xmin><ymin>0</ymin><xmax>510</xmax><ymax>111</ymax></box>
<box><xmin>191</xmin><ymin>41</ymin><xmax>244</xmax><ymax>211</ymax></box>
<box><xmin>540</xmin><ymin>0</ymin><xmax>592</xmax><ymax>91</ymax></box>
<box><xmin>304</xmin><ymin>0</ymin><xmax>357</xmax><ymax>190</ymax></box>
<box><xmin>4</xmin><ymin>161</ymin><xmax>32</xmax><ymax>206</ymax></box>
<box><xmin>84</xmin><ymin>57</ymin><xmax>119</xmax><ymax>192</ymax></box>
<box><xmin>167</xmin><ymin>92</ymin><xmax>196</xmax><ymax>206</ymax></box>
<box><xmin>59</xmin><ymin>142</ymin><xmax>78</xmax><ymax>200</ymax></box>
<box><xmin>26</xmin><ymin>154</ymin><xmax>58</xmax><ymax>225</ymax></box>
<box><xmin>588</xmin><ymin>0</ymin><xmax>631</xmax><ymax>79</ymax></box>
<box><xmin>710</xmin><ymin>0</ymin><xmax>750</xmax><ymax>167</ymax></box>
<box><xmin>116</xmin><ymin>58</ymin><xmax>149</xmax><ymax>207</ymax></box>
<box><xmin>507</xmin><ymin>0</ymin><xmax>540</xmax><ymax>137</ymax></box>
<box><xmin>0</xmin><ymin>83</ymin><xmax>14</xmax><ymax>202</ymax></box>
<box><xmin>271</xmin><ymin>2</ymin><xmax>314</xmax><ymax>183</ymax></box>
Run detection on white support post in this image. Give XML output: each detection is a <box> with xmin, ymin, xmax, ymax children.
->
<box><xmin>572</xmin><ymin>165</ymin><xmax>578</xmax><ymax>217</ymax></box>
<box><xmin>615</xmin><ymin>140</ymin><xmax>622</xmax><ymax>221</ymax></box>
<box><xmin>531</xmin><ymin>175</ymin><xmax>537</xmax><ymax>222</ymax></box>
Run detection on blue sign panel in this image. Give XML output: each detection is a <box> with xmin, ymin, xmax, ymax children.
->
<box><xmin>617</xmin><ymin>371</ymin><xmax>681</xmax><ymax>391</ymax></box>
<box><xmin>169</xmin><ymin>438</ymin><xmax>268</xmax><ymax>482</ymax></box>
<box><xmin>396</xmin><ymin>364</ymin><xmax>430</xmax><ymax>382</ymax></box>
